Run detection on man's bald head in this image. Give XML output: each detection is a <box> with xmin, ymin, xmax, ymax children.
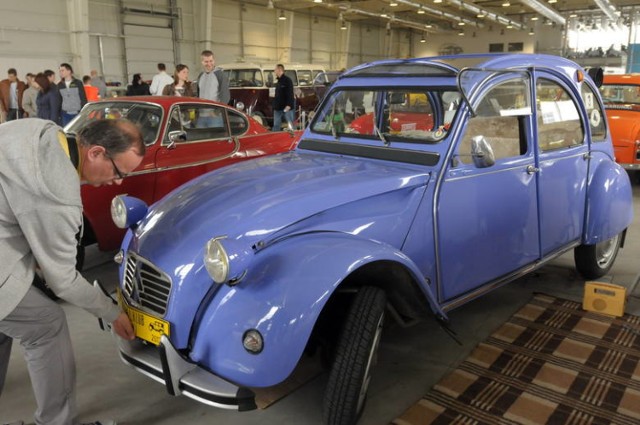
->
<box><xmin>78</xmin><ymin>119</ymin><xmax>145</xmax><ymax>157</ymax></box>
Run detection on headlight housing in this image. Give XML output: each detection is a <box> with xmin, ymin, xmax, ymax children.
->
<box><xmin>111</xmin><ymin>195</ymin><xmax>148</xmax><ymax>229</ymax></box>
<box><xmin>204</xmin><ymin>237</ymin><xmax>229</xmax><ymax>284</ymax></box>
<box><xmin>204</xmin><ymin>237</ymin><xmax>252</xmax><ymax>285</ymax></box>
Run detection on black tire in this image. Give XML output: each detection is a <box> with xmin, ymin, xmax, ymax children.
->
<box><xmin>574</xmin><ymin>232</ymin><xmax>622</xmax><ymax>279</ymax></box>
<box><xmin>323</xmin><ymin>286</ymin><xmax>386</xmax><ymax>425</ymax></box>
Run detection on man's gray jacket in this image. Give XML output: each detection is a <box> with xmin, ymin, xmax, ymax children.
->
<box><xmin>0</xmin><ymin>118</ymin><xmax>120</xmax><ymax>322</ymax></box>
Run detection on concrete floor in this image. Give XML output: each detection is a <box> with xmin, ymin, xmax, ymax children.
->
<box><xmin>3</xmin><ymin>184</ymin><xmax>640</xmax><ymax>425</ymax></box>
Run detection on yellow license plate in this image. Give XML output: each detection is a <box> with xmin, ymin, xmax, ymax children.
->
<box><xmin>118</xmin><ymin>289</ymin><xmax>170</xmax><ymax>345</ymax></box>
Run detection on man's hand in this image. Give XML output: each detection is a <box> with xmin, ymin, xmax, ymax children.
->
<box><xmin>112</xmin><ymin>312</ymin><xmax>135</xmax><ymax>340</ymax></box>
<box><xmin>284</xmin><ymin>106</ymin><xmax>291</xmax><ymax>112</ymax></box>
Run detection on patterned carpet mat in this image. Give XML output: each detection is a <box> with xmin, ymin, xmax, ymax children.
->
<box><xmin>392</xmin><ymin>293</ymin><xmax>640</xmax><ymax>425</ymax></box>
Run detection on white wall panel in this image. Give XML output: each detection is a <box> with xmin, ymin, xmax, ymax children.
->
<box><xmin>0</xmin><ymin>0</ymin><xmax>70</xmax><ymax>77</ymax></box>
<box><xmin>0</xmin><ymin>0</ymin><xmax>564</xmax><ymax>91</ymax></box>
<box><xmin>123</xmin><ymin>24</ymin><xmax>174</xmax><ymax>83</ymax></box>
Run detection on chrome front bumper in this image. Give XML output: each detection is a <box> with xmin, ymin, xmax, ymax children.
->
<box><xmin>116</xmin><ymin>335</ymin><xmax>257</xmax><ymax>411</ymax></box>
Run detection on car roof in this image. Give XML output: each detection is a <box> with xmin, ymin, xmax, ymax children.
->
<box><xmin>342</xmin><ymin>53</ymin><xmax>584</xmax><ymax>82</ymax></box>
<box><xmin>92</xmin><ymin>96</ymin><xmax>232</xmax><ymax>108</ymax></box>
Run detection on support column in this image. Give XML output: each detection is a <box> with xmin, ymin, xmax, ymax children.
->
<box><xmin>66</xmin><ymin>0</ymin><xmax>91</xmax><ymax>75</ymax></box>
<box><xmin>193</xmin><ymin>0</ymin><xmax>213</xmax><ymax>56</ymax></box>
<box><xmin>276</xmin><ymin>10</ymin><xmax>294</xmax><ymax>63</ymax></box>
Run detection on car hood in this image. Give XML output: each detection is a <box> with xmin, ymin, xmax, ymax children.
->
<box><xmin>127</xmin><ymin>151</ymin><xmax>431</xmax><ymax>348</ymax></box>
<box><xmin>133</xmin><ymin>151</ymin><xmax>430</xmax><ymax>258</ymax></box>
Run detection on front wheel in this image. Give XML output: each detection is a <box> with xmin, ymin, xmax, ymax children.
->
<box><xmin>574</xmin><ymin>232</ymin><xmax>622</xmax><ymax>279</ymax></box>
<box><xmin>323</xmin><ymin>286</ymin><xmax>386</xmax><ymax>425</ymax></box>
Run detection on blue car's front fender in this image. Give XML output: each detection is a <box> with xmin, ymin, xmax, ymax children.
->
<box><xmin>189</xmin><ymin>232</ymin><xmax>442</xmax><ymax>388</ymax></box>
<box><xmin>584</xmin><ymin>157</ymin><xmax>633</xmax><ymax>244</ymax></box>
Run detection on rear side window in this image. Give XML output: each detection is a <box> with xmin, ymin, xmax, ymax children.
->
<box><xmin>536</xmin><ymin>79</ymin><xmax>584</xmax><ymax>152</ymax></box>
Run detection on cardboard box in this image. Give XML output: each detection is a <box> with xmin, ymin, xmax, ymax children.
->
<box><xmin>583</xmin><ymin>281</ymin><xmax>626</xmax><ymax>317</ymax></box>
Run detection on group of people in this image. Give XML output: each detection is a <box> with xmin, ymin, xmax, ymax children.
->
<box><xmin>126</xmin><ymin>50</ymin><xmax>230</xmax><ymax>105</ymax></box>
<box><xmin>128</xmin><ymin>54</ymin><xmax>296</xmax><ymax>132</ymax></box>
<box><xmin>2</xmin><ymin>50</ymin><xmax>296</xmax><ymax>134</ymax></box>
<box><xmin>0</xmin><ymin>65</ymin><xmax>107</xmax><ymax>126</ymax></box>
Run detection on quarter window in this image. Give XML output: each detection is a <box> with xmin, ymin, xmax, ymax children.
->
<box><xmin>581</xmin><ymin>83</ymin><xmax>606</xmax><ymax>141</ymax></box>
<box><xmin>227</xmin><ymin>110</ymin><xmax>249</xmax><ymax>136</ymax></box>
<box><xmin>536</xmin><ymin>79</ymin><xmax>584</xmax><ymax>151</ymax></box>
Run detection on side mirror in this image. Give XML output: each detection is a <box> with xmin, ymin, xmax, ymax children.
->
<box><xmin>167</xmin><ymin>130</ymin><xmax>187</xmax><ymax>149</ymax></box>
<box><xmin>388</xmin><ymin>92</ymin><xmax>406</xmax><ymax>105</ymax></box>
<box><xmin>585</xmin><ymin>67</ymin><xmax>604</xmax><ymax>88</ymax></box>
<box><xmin>471</xmin><ymin>135</ymin><xmax>495</xmax><ymax>168</ymax></box>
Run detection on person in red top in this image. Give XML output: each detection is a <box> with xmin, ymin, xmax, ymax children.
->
<box><xmin>0</xmin><ymin>68</ymin><xmax>27</xmax><ymax>120</ymax></box>
<box><xmin>82</xmin><ymin>75</ymin><xmax>100</xmax><ymax>102</ymax></box>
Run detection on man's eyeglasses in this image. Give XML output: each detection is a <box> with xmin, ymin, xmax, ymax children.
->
<box><xmin>106</xmin><ymin>154</ymin><xmax>127</xmax><ymax>180</ymax></box>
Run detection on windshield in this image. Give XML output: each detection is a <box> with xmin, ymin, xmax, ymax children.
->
<box><xmin>310</xmin><ymin>88</ymin><xmax>461</xmax><ymax>143</ymax></box>
<box><xmin>66</xmin><ymin>102</ymin><xmax>163</xmax><ymax>145</ymax></box>
<box><xmin>600</xmin><ymin>84</ymin><xmax>640</xmax><ymax>104</ymax></box>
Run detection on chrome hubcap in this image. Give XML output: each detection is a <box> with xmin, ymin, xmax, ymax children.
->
<box><xmin>596</xmin><ymin>234</ymin><xmax>620</xmax><ymax>268</ymax></box>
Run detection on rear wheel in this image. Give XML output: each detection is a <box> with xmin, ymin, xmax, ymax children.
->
<box><xmin>574</xmin><ymin>232</ymin><xmax>622</xmax><ymax>279</ymax></box>
<box><xmin>323</xmin><ymin>286</ymin><xmax>386</xmax><ymax>425</ymax></box>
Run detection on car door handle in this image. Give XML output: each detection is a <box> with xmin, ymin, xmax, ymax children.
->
<box><xmin>526</xmin><ymin>165</ymin><xmax>540</xmax><ymax>174</ymax></box>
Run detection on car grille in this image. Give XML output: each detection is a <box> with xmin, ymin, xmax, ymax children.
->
<box><xmin>123</xmin><ymin>253</ymin><xmax>172</xmax><ymax>316</ymax></box>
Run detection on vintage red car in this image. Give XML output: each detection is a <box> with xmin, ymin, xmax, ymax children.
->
<box><xmin>66</xmin><ymin>96</ymin><xmax>299</xmax><ymax>264</ymax></box>
<box><xmin>599</xmin><ymin>74</ymin><xmax>640</xmax><ymax>172</ymax></box>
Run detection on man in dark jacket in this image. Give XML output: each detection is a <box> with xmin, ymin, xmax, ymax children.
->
<box><xmin>58</xmin><ymin>63</ymin><xmax>87</xmax><ymax>125</ymax></box>
<box><xmin>272</xmin><ymin>64</ymin><xmax>295</xmax><ymax>131</ymax></box>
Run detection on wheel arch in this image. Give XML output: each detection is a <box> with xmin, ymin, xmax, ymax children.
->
<box><xmin>188</xmin><ymin>232</ymin><xmax>442</xmax><ymax>388</ymax></box>
<box><xmin>584</xmin><ymin>158</ymin><xmax>633</xmax><ymax>244</ymax></box>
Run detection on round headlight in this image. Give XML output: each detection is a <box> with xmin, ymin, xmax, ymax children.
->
<box><xmin>111</xmin><ymin>196</ymin><xmax>128</xmax><ymax>229</ymax></box>
<box><xmin>204</xmin><ymin>238</ymin><xmax>229</xmax><ymax>283</ymax></box>
<box><xmin>235</xmin><ymin>101</ymin><xmax>245</xmax><ymax>112</ymax></box>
